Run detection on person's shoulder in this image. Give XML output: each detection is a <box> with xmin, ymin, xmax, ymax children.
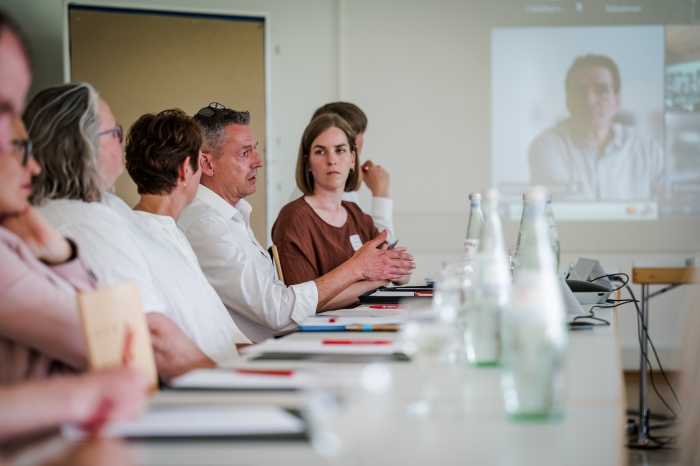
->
<box><xmin>37</xmin><ymin>198</ymin><xmax>116</xmax><ymax>226</ymax></box>
<box><xmin>178</xmin><ymin>197</ymin><xmax>224</xmax><ymax>231</ymax></box>
<box><xmin>615</xmin><ymin>124</ymin><xmax>659</xmax><ymax>146</ymax></box>
<box><xmin>278</xmin><ymin>197</ymin><xmax>312</xmax><ymax>222</ymax></box>
<box><xmin>343</xmin><ymin>200</ymin><xmax>374</xmax><ymax>226</ymax></box>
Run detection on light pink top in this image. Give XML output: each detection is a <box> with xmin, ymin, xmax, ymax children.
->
<box><xmin>0</xmin><ymin>227</ymin><xmax>94</xmax><ymax>384</ymax></box>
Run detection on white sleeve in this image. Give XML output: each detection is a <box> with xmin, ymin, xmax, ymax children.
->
<box><xmin>54</xmin><ymin>220</ymin><xmax>167</xmax><ymax>315</ymax></box>
<box><xmin>370</xmin><ymin>197</ymin><xmax>395</xmax><ymax>243</ymax></box>
<box><xmin>183</xmin><ymin>215</ymin><xmax>318</xmax><ymax>331</ymax></box>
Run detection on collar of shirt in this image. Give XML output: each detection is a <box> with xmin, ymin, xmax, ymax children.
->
<box><xmin>195</xmin><ymin>185</ymin><xmax>253</xmax><ymax>227</ymax></box>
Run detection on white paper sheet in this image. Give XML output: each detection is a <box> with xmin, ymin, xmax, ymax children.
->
<box><xmin>301</xmin><ymin>316</ymin><xmax>401</xmax><ymax>327</ymax></box>
<box><xmin>241</xmin><ymin>338</ymin><xmax>405</xmax><ymax>356</ymax></box>
<box><xmin>370</xmin><ymin>291</ymin><xmax>416</xmax><ymax>297</ymax></box>
<box><xmin>62</xmin><ymin>405</ymin><xmax>304</xmax><ymax>439</ymax></box>
<box><xmin>169</xmin><ymin>368</ymin><xmax>307</xmax><ymax>390</ymax></box>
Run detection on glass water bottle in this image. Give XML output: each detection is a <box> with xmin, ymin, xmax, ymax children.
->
<box><xmin>463</xmin><ymin>193</ymin><xmax>484</xmax><ymax>261</ymax></box>
<box><xmin>501</xmin><ymin>186</ymin><xmax>568</xmax><ymax>421</ymax></box>
<box><xmin>463</xmin><ymin>189</ymin><xmax>511</xmax><ymax>367</ymax></box>
<box><xmin>546</xmin><ymin>194</ymin><xmax>561</xmax><ymax>273</ymax></box>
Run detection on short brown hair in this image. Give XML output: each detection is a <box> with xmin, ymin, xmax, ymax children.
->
<box><xmin>125</xmin><ymin>109</ymin><xmax>202</xmax><ymax>195</ymax></box>
<box><xmin>312</xmin><ymin>102</ymin><xmax>367</xmax><ymax>135</ymax></box>
<box><xmin>296</xmin><ymin>113</ymin><xmax>361</xmax><ymax>196</ymax></box>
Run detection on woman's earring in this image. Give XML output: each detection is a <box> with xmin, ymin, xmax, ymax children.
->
<box><xmin>350</xmin><ymin>166</ymin><xmax>355</xmax><ymax>174</ymax></box>
<box><xmin>184</xmin><ymin>181</ymin><xmax>187</xmax><ymax>188</ymax></box>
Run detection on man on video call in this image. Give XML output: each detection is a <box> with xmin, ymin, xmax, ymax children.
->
<box><xmin>528</xmin><ymin>54</ymin><xmax>664</xmax><ymax>201</ymax></box>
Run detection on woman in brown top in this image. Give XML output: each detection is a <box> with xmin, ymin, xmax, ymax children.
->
<box><xmin>272</xmin><ymin>113</ymin><xmax>409</xmax><ymax>309</ymax></box>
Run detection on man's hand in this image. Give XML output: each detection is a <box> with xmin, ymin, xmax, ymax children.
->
<box><xmin>350</xmin><ymin>230</ymin><xmax>415</xmax><ymax>281</ymax></box>
<box><xmin>146</xmin><ymin>313</ymin><xmax>216</xmax><ymax>384</ymax></box>
<box><xmin>361</xmin><ymin>160</ymin><xmax>390</xmax><ymax>198</ymax></box>
<box><xmin>1</xmin><ymin>206</ymin><xmax>72</xmax><ymax>264</ymax></box>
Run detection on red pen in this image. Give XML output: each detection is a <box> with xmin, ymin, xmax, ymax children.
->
<box><xmin>234</xmin><ymin>369</ymin><xmax>295</xmax><ymax>377</ymax></box>
<box><xmin>329</xmin><ymin>317</ymin><xmax>338</xmax><ymax>323</ymax></box>
<box><xmin>369</xmin><ymin>305</ymin><xmax>402</xmax><ymax>309</ymax></box>
<box><xmin>322</xmin><ymin>340</ymin><xmax>392</xmax><ymax>345</ymax></box>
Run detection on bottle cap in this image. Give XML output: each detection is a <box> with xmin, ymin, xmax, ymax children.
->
<box><xmin>469</xmin><ymin>193</ymin><xmax>482</xmax><ymax>201</ymax></box>
<box><xmin>525</xmin><ymin>185</ymin><xmax>547</xmax><ymax>203</ymax></box>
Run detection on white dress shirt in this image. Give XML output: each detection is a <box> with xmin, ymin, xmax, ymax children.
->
<box><xmin>529</xmin><ymin>120</ymin><xmax>664</xmax><ymax>201</ymax></box>
<box><xmin>288</xmin><ymin>187</ymin><xmax>395</xmax><ymax>242</ymax></box>
<box><xmin>133</xmin><ymin>210</ymin><xmax>251</xmax><ymax>346</ymax></box>
<box><xmin>178</xmin><ymin>185</ymin><xmax>319</xmax><ymax>342</ymax></box>
<box><xmin>37</xmin><ymin>193</ymin><xmax>243</xmax><ymax>366</ymax></box>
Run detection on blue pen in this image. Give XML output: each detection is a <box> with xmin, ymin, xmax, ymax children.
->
<box><xmin>387</xmin><ymin>239</ymin><xmax>400</xmax><ymax>250</ymax></box>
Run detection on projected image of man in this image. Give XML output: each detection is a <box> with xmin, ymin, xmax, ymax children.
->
<box><xmin>529</xmin><ymin>55</ymin><xmax>664</xmax><ymax>201</ymax></box>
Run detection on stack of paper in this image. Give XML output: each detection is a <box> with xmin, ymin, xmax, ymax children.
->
<box><xmin>169</xmin><ymin>368</ymin><xmax>307</xmax><ymax>390</ymax></box>
<box><xmin>62</xmin><ymin>405</ymin><xmax>304</xmax><ymax>439</ymax></box>
<box><xmin>241</xmin><ymin>338</ymin><xmax>409</xmax><ymax>360</ymax></box>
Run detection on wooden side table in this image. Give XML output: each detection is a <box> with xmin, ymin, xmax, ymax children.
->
<box><xmin>631</xmin><ymin>265</ymin><xmax>696</xmax><ymax>447</ymax></box>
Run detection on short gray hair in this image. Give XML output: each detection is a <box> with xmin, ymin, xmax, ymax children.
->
<box><xmin>24</xmin><ymin>82</ymin><xmax>102</xmax><ymax>203</ymax></box>
<box><xmin>193</xmin><ymin>104</ymin><xmax>250</xmax><ymax>158</ymax></box>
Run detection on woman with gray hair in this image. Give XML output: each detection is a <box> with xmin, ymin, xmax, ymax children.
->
<box><xmin>24</xmin><ymin>83</ymin><xmax>249</xmax><ymax>381</ymax></box>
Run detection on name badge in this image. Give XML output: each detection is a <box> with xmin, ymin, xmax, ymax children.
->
<box><xmin>349</xmin><ymin>234</ymin><xmax>363</xmax><ymax>251</ymax></box>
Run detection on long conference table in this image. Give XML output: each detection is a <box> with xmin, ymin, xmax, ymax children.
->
<box><xmin>130</xmin><ymin>305</ymin><xmax>627</xmax><ymax>466</ymax></box>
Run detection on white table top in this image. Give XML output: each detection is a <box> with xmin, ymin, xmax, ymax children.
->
<box><xmin>135</xmin><ymin>307</ymin><xmax>626</xmax><ymax>466</ymax></box>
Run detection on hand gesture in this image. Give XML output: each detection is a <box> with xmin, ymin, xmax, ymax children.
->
<box><xmin>351</xmin><ymin>230</ymin><xmax>415</xmax><ymax>281</ymax></box>
<box><xmin>361</xmin><ymin>160</ymin><xmax>390</xmax><ymax>198</ymax></box>
<box><xmin>1</xmin><ymin>206</ymin><xmax>72</xmax><ymax>264</ymax></box>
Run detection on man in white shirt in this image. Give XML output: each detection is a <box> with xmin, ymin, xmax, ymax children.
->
<box><xmin>179</xmin><ymin>103</ymin><xmax>415</xmax><ymax>342</ymax></box>
<box><xmin>529</xmin><ymin>54</ymin><xmax>664</xmax><ymax>201</ymax></box>
<box><xmin>288</xmin><ymin>102</ymin><xmax>395</xmax><ymax>242</ymax></box>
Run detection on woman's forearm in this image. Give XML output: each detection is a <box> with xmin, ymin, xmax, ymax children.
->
<box><xmin>318</xmin><ymin>280</ymin><xmax>389</xmax><ymax>312</ymax></box>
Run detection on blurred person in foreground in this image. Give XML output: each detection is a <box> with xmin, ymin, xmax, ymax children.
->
<box><xmin>24</xmin><ymin>83</ymin><xmax>242</xmax><ymax>381</ymax></box>
<box><xmin>124</xmin><ymin>109</ymin><xmax>250</xmax><ymax>347</ymax></box>
<box><xmin>273</xmin><ymin>113</ymin><xmax>409</xmax><ymax>305</ymax></box>
<box><xmin>289</xmin><ymin>102</ymin><xmax>395</xmax><ymax>242</ymax></box>
<box><xmin>0</xmin><ymin>8</ymin><xmax>148</xmax><ymax>453</ymax></box>
<box><xmin>529</xmin><ymin>54</ymin><xmax>663</xmax><ymax>201</ymax></box>
<box><xmin>178</xmin><ymin>103</ymin><xmax>415</xmax><ymax>342</ymax></box>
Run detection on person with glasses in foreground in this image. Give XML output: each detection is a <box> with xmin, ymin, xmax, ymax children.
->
<box><xmin>25</xmin><ymin>83</ymin><xmax>244</xmax><ymax>382</ymax></box>
<box><xmin>178</xmin><ymin>103</ymin><xmax>415</xmax><ymax>342</ymax></box>
<box><xmin>0</xmin><ymin>9</ymin><xmax>149</xmax><ymax>447</ymax></box>
<box><xmin>273</xmin><ymin>113</ymin><xmax>410</xmax><ymax>298</ymax></box>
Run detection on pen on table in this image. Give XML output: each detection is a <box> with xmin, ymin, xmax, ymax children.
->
<box><xmin>234</xmin><ymin>368</ymin><xmax>295</xmax><ymax>377</ymax></box>
<box><xmin>322</xmin><ymin>340</ymin><xmax>392</xmax><ymax>345</ymax></box>
<box><xmin>387</xmin><ymin>239</ymin><xmax>400</xmax><ymax>250</ymax></box>
<box><xmin>369</xmin><ymin>304</ymin><xmax>402</xmax><ymax>309</ymax></box>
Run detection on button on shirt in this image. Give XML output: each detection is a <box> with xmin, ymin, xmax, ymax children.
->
<box><xmin>178</xmin><ymin>185</ymin><xmax>319</xmax><ymax>342</ymax></box>
<box><xmin>528</xmin><ymin>120</ymin><xmax>664</xmax><ymax>201</ymax></box>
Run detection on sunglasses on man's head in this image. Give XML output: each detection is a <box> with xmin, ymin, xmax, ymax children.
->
<box><xmin>197</xmin><ymin>102</ymin><xmax>226</xmax><ymax>118</ymax></box>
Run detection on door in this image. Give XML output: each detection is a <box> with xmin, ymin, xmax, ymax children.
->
<box><xmin>68</xmin><ymin>5</ymin><xmax>267</xmax><ymax>242</ymax></box>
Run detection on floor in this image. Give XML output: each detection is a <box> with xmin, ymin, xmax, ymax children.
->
<box><xmin>624</xmin><ymin>371</ymin><xmax>682</xmax><ymax>466</ymax></box>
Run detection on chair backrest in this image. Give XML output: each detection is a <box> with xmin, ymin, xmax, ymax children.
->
<box><xmin>77</xmin><ymin>281</ymin><xmax>158</xmax><ymax>390</ymax></box>
<box><xmin>268</xmin><ymin>244</ymin><xmax>285</xmax><ymax>284</ymax></box>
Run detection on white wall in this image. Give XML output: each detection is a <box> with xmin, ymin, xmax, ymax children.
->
<box><xmin>4</xmin><ymin>0</ymin><xmax>698</xmax><ymax>370</ymax></box>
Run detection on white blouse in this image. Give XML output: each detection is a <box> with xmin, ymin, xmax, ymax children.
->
<box><xmin>37</xmin><ymin>193</ymin><xmax>246</xmax><ymax>366</ymax></box>
<box><xmin>133</xmin><ymin>210</ymin><xmax>250</xmax><ymax>346</ymax></box>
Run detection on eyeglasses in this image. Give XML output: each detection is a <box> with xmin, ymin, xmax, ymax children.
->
<box><xmin>98</xmin><ymin>125</ymin><xmax>123</xmax><ymax>144</ymax></box>
<box><xmin>11</xmin><ymin>139</ymin><xmax>33</xmax><ymax>167</ymax></box>
<box><xmin>197</xmin><ymin>102</ymin><xmax>225</xmax><ymax>118</ymax></box>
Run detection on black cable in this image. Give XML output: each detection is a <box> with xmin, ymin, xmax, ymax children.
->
<box><xmin>625</xmin><ymin>285</ymin><xmax>682</xmax><ymax>416</ymax></box>
<box><xmin>588</xmin><ymin>272</ymin><xmax>629</xmax><ymax>292</ymax></box>
<box><xmin>572</xmin><ymin>300</ymin><xmax>633</xmax><ymax>326</ymax></box>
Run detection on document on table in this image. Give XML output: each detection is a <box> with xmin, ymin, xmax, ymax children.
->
<box><xmin>241</xmin><ymin>338</ymin><xmax>406</xmax><ymax>356</ymax></box>
<box><xmin>169</xmin><ymin>368</ymin><xmax>308</xmax><ymax>390</ymax></box>
<box><xmin>301</xmin><ymin>316</ymin><xmax>401</xmax><ymax>328</ymax></box>
<box><xmin>62</xmin><ymin>405</ymin><xmax>305</xmax><ymax>439</ymax></box>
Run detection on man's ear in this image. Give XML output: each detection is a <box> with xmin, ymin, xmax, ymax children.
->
<box><xmin>200</xmin><ymin>152</ymin><xmax>215</xmax><ymax>177</ymax></box>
